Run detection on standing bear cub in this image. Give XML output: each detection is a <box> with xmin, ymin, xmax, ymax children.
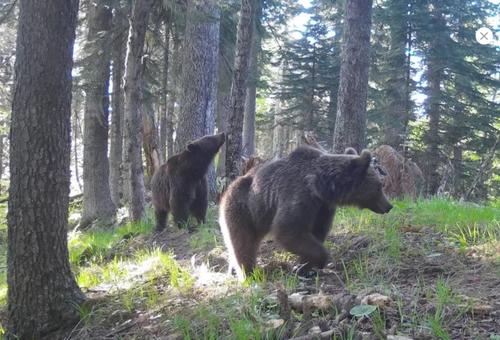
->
<box><xmin>219</xmin><ymin>145</ymin><xmax>392</xmax><ymax>281</ymax></box>
<box><xmin>151</xmin><ymin>133</ymin><xmax>225</xmax><ymax>231</ymax></box>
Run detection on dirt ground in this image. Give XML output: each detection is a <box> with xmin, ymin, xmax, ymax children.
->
<box><xmin>58</xmin><ymin>221</ymin><xmax>500</xmax><ymax>340</ymax></box>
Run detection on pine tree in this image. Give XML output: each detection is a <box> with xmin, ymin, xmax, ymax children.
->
<box><xmin>413</xmin><ymin>0</ymin><xmax>499</xmax><ymax>196</ymax></box>
<box><xmin>81</xmin><ymin>0</ymin><xmax>116</xmax><ymax>226</ymax></box>
<box><xmin>8</xmin><ymin>0</ymin><xmax>84</xmax><ymax>337</ymax></box>
<box><xmin>225</xmin><ymin>0</ymin><xmax>256</xmax><ymax>181</ymax></box>
<box><xmin>332</xmin><ymin>0</ymin><xmax>373</xmax><ymax>153</ymax></box>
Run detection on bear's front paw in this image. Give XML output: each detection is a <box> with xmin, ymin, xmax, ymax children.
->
<box><xmin>292</xmin><ymin>264</ymin><xmax>318</xmax><ymax>279</ymax></box>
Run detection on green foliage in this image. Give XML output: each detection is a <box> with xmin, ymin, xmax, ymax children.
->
<box><xmin>68</xmin><ymin>213</ymin><xmax>155</xmax><ymax>267</ymax></box>
<box><xmin>336</xmin><ymin>198</ymin><xmax>499</xmax><ymax>247</ymax></box>
<box><xmin>350</xmin><ymin>304</ymin><xmax>377</xmax><ymax>317</ymax></box>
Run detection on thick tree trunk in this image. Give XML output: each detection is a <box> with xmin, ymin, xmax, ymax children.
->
<box><xmin>175</xmin><ymin>0</ymin><xmax>220</xmax><ymax>200</ymax></box>
<box><xmin>123</xmin><ymin>0</ymin><xmax>154</xmax><ymax>221</ymax></box>
<box><xmin>175</xmin><ymin>0</ymin><xmax>220</xmax><ymax>153</ymax></box>
<box><xmin>7</xmin><ymin>0</ymin><xmax>84</xmax><ymax>338</ymax></box>
<box><xmin>109</xmin><ymin>6</ymin><xmax>127</xmax><ymax>207</ymax></box>
<box><xmin>160</xmin><ymin>20</ymin><xmax>170</xmax><ymax>161</ymax></box>
<box><xmin>332</xmin><ymin>0</ymin><xmax>373</xmax><ymax>153</ymax></box>
<box><xmin>81</xmin><ymin>1</ymin><xmax>116</xmax><ymax>226</ymax></box>
<box><xmin>225</xmin><ymin>0</ymin><xmax>255</xmax><ymax>182</ymax></box>
<box><xmin>242</xmin><ymin>8</ymin><xmax>260</xmax><ymax>157</ymax></box>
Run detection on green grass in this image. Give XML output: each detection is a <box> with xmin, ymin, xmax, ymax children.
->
<box><xmin>0</xmin><ymin>198</ymin><xmax>498</xmax><ymax>338</ymax></box>
<box><xmin>69</xmin><ymin>211</ymin><xmax>155</xmax><ymax>267</ymax></box>
<box><xmin>336</xmin><ymin>197</ymin><xmax>499</xmax><ymax>249</ymax></box>
<box><xmin>189</xmin><ymin>224</ymin><xmax>221</xmax><ymax>251</ymax></box>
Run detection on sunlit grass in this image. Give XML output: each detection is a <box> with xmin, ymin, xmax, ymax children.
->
<box><xmin>336</xmin><ymin>197</ymin><xmax>499</xmax><ymax>249</ymax></box>
<box><xmin>68</xmin><ymin>211</ymin><xmax>155</xmax><ymax>267</ymax></box>
<box><xmin>133</xmin><ymin>248</ymin><xmax>194</xmax><ymax>290</ymax></box>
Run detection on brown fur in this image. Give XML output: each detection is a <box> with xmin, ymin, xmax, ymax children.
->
<box><xmin>151</xmin><ymin>133</ymin><xmax>225</xmax><ymax>231</ymax></box>
<box><xmin>219</xmin><ymin>145</ymin><xmax>392</xmax><ymax>281</ymax></box>
<box><xmin>240</xmin><ymin>155</ymin><xmax>266</xmax><ymax>176</ymax></box>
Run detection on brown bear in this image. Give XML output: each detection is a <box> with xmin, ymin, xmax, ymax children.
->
<box><xmin>240</xmin><ymin>155</ymin><xmax>266</xmax><ymax>176</ymax></box>
<box><xmin>219</xmin><ymin>145</ymin><xmax>392</xmax><ymax>281</ymax></box>
<box><xmin>151</xmin><ymin>133</ymin><xmax>225</xmax><ymax>231</ymax></box>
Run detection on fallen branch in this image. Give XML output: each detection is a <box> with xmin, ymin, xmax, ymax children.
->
<box><xmin>289</xmin><ymin>328</ymin><xmax>336</xmax><ymax>340</ymax></box>
<box><xmin>105</xmin><ymin>319</ymin><xmax>137</xmax><ymax>338</ymax></box>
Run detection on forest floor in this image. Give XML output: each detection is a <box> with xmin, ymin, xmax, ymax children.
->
<box><xmin>0</xmin><ymin>198</ymin><xmax>499</xmax><ymax>339</ymax></box>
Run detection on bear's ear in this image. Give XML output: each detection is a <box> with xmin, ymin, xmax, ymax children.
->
<box><xmin>351</xmin><ymin>150</ymin><xmax>372</xmax><ymax>176</ymax></box>
<box><xmin>187</xmin><ymin>143</ymin><xmax>199</xmax><ymax>153</ymax></box>
<box><xmin>344</xmin><ymin>147</ymin><xmax>358</xmax><ymax>155</ymax></box>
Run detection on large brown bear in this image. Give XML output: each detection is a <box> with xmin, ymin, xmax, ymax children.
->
<box><xmin>219</xmin><ymin>145</ymin><xmax>392</xmax><ymax>281</ymax></box>
<box><xmin>151</xmin><ymin>133</ymin><xmax>225</xmax><ymax>231</ymax></box>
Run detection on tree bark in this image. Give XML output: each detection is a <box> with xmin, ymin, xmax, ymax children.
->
<box><xmin>7</xmin><ymin>0</ymin><xmax>84</xmax><ymax>338</ymax></box>
<box><xmin>109</xmin><ymin>5</ymin><xmax>127</xmax><ymax>207</ymax></box>
<box><xmin>0</xmin><ymin>134</ymin><xmax>4</xmax><ymax>194</ymax></box>
<box><xmin>166</xmin><ymin>35</ymin><xmax>180</xmax><ymax>159</ymax></box>
<box><xmin>160</xmin><ymin>19</ymin><xmax>170</xmax><ymax>161</ymax></box>
<box><xmin>81</xmin><ymin>1</ymin><xmax>116</xmax><ymax>226</ymax></box>
<box><xmin>425</xmin><ymin>8</ymin><xmax>444</xmax><ymax>195</ymax></box>
<box><xmin>72</xmin><ymin>91</ymin><xmax>83</xmax><ymax>192</ymax></box>
<box><xmin>382</xmin><ymin>0</ymin><xmax>409</xmax><ymax>150</ymax></box>
<box><xmin>216</xmin><ymin>94</ymin><xmax>230</xmax><ymax>177</ymax></box>
<box><xmin>143</xmin><ymin>106</ymin><xmax>162</xmax><ymax>183</ymax></box>
<box><xmin>332</xmin><ymin>0</ymin><xmax>373</xmax><ymax>153</ymax></box>
<box><xmin>175</xmin><ymin>0</ymin><xmax>221</xmax><ymax>200</ymax></box>
<box><xmin>175</xmin><ymin>0</ymin><xmax>220</xmax><ymax>153</ymax></box>
<box><xmin>123</xmin><ymin>0</ymin><xmax>154</xmax><ymax>221</ymax></box>
<box><xmin>225</xmin><ymin>0</ymin><xmax>255</xmax><ymax>182</ymax></box>
<box><xmin>242</xmin><ymin>5</ymin><xmax>260</xmax><ymax>157</ymax></box>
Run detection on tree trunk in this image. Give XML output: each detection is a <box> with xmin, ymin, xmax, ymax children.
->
<box><xmin>425</xmin><ymin>8</ymin><xmax>444</xmax><ymax>195</ymax></box>
<box><xmin>242</xmin><ymin>6</ymin><xmax>260</xmax><ymax>157</ymax></box>
<box><xmin>382</xmin><ymin>0</ymin><xmax>409</xmax><ymax>150</ymax></box>
<box><xmin>7</xmin><ymin>0</ymin><xmax>84</xmax><ymax>338</ymax></box>
<box><xmin>332</xmin><ymin>0</ymin><xmax>373</xmax><ymax>153</ymax></box>
<box><xmin>425</xmin><ymin>55</ymin><xmax>441</xmax><ymax>195</ymax></box>
<box><xmin>216</xmin><ymin>94</ymin><xmax>230</xmax><ymax>177</ymax></box>
<box><xmin>142</xmin><ymin>106</ymin><xmax>162</xmax><ymax>183</ymax></box>
<box><xmin>175</xmin><ymin>0</ymin><xmax>220</xmax><ymax>152</ymax></box>
<box><xmin>160</xmin><ymin>20</ymin><xmax>170</xmax><ymax>161</ymax></box>
<box><xmin>166</xmin><ymin>35</ymin><xmax>180</xmax><ymax>159</ymax></box>
<box><xmin>123</xmin><ymin>0</ymin><xmax>154</xmax><ymax>221</ymax></box>
<box><xmin>109</xmin><ymin>6</ymin><xmax>127</xmax><ymax>207</ymax></box>
<box><xmin>72</xmin><ymin>91</ymin><xmax>83</xmax><ymax>192</ymax></box>
<box><xmin>81</xmin><ymin>1</ymin><xmax>116</xmax><ymax>226</ymax></box>
<box><xmin>0</xmin><ymin>134</ymin><xmax>4</xmax><ymax>194</ymax></box>
<box><xmin>225</xmin><ymin>0</ymin><xmax>255</xmax><ymax>182</ymax></box>
<box><xmin>175</xmin><ymin>0</ymin><xmax>220</xmax><ymax>200</ymax></box>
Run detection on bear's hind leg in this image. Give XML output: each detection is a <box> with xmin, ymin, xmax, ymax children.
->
<box><xmin>155</xmin><ymin>209</ymin><xmax>169</xmax><ymax>232</ymax></box>
<box><xmin>170</xmin><ymin>197</ymin><xmax>191</xmax><ymax>229</ymax></box>
<box><xmin>219</xmin><ymin>205</ymin><xmax>260</xmax><ymax>281</ymax></box>
<box><xmin>191</xmin><ymin>180</ymin><xmax>208</xmax><ymax>225</ymax></box>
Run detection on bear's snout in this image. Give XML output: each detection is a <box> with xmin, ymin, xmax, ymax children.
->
<box><xmin>370</xmin><ymin>198</ymin><xmax>393</xmax><ymax>214</ymax></box>
<box><xmin>382</xmin><ymin>202</ymin><xmax>393</xmax><ymax>214</ymax></box>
